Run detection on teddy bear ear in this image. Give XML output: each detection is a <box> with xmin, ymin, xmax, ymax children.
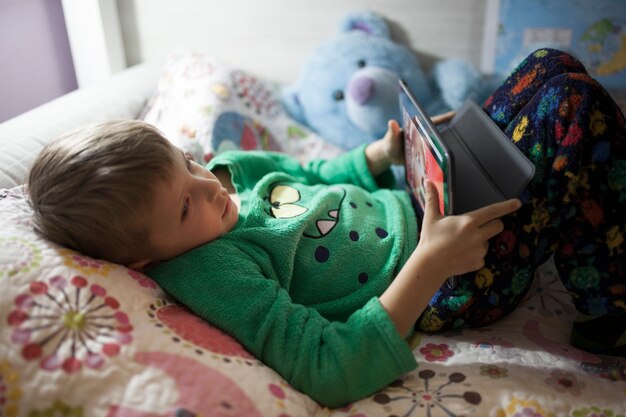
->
<box><xmin>338</xmin><ymin>11</ymin><xmax>391</xmax><ymax>39</ymax></box>
<box><xmin>281</xmin><ymin>86</ymin><xmax>307</xmax><ymax>124</ymax></box>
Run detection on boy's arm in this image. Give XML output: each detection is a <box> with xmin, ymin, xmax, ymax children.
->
<box><xmin>213</xmin><ymin>119</ymin><xmax>403</xmax><ymax>190</ymax></box>
<box><xmin>210</xmin><ymin>146</ymin><xmax>396</xmax><ymax>192</ymax></box>
<box><xmin>300</xmin><ymin>119</ymin><xmax>402</xmax><ymax>191</ymax></box>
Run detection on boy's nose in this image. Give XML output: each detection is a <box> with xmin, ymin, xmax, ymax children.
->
<box><xmin>196</xmin><ymin>178</ymin><xmax>221</xmax><ymax>201</ymax></box>
<box><xmin>207</xmin><ymin>180</ymin><xmax>224</xmax><ymax>201</ymax></box>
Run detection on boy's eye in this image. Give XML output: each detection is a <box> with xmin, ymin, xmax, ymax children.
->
<box><xmin>182</xmin><ymin>197</ymin><xmax>190</xmax><ymax>219</ymax></box>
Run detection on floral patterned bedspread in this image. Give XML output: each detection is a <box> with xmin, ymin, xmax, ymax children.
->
<box><xmin>1</xmin><ymin>53</ymin><xmax>625</xmax><ymax>417</ymax></box>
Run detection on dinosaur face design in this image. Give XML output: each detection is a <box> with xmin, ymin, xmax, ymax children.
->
<box><xmin>303</xmin><ymin>187</ymin><xmax>346</xmax><ymax>239</ymax></box>
<box><xmin>266</xmin><ymin>185</ymin><xmax>308</xmax><ymax>219</ymax></box>
<box><xmin>264</xmin><ymin>184</ymin><xmax>347</xmax><ymax>239</ymax></box>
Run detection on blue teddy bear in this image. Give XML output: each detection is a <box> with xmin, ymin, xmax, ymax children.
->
<box><xmin>282</xmin><ymin>11</ymin><xmax>500</xmax><ymax>150</ymax></box>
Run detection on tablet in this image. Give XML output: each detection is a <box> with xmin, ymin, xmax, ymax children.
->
<box><xmin>401</xmin><ymin>85</ymin><xmax>453</xmax><ymax>216</ymax></box>
<box><xmin>400</xmin><ymin>79</ymin><xmax>535</xmax><ymax>215</ymax></box>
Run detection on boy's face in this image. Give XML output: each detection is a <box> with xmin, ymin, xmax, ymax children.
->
<box><xmin>133</xmin><ymin>146</ymin><xmax>239</xmax><ymax>268</ymax></box>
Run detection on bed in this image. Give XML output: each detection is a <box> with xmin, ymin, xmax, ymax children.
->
<box><xmin>1</xmin><ymin>50</ymin><xmax>625</xmax><ymax>417</ymax></box>
<box><xmin>1</xmin><ymin>4</ymin><xmax>626</xmax><ymax>415</ymax></box>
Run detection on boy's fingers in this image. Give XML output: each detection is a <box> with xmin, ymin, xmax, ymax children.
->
<box><xmin>480</xmin><ymin>218</ymin><xmax>505</xmax><ymax>239</ymax></box>
<box><xmin>423</xmin><ymin>180</ymin><xmax>442</xmax><ymax>221</ymax></box>
<box><xmin>472</xmin><ymin>198</ymin><xmax>521</xmax><ymax>225</ymax></box>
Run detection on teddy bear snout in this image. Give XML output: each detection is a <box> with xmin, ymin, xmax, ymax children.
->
<box><xmin>345</xmin><ymin>67</ymin><xmax>400</xmax><ymax>137</ymax></box>
<box><xmin>348</xmin><ymin>76</ymin><xmax>375</xmax><ymax>105</ymax></box>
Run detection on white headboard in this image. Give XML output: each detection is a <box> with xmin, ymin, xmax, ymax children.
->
<box><xmin>116</xmin><ymin>0</ymin><xmax>490</xmax><ymax>83</ymax></box>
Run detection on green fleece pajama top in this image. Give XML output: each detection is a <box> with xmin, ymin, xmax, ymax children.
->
<box><xmin>147</xmin><ymin>145</ymin><xmax>419</xmax><ymax>408</ymax></box>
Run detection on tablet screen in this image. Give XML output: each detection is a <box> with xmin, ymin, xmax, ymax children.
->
<box><xmin>403</xmin><ymin>107</ymin><xmax>447</xmax><ymax>215</ymax></box>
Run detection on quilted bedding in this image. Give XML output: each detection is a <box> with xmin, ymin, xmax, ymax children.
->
<box><xmin>0</xmin><ymin>54</ymin><xmax>625</xmax><ymax>416</ymax></box>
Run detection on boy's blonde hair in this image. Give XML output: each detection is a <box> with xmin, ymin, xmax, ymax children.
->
<box><xmin>27</xmin><ymin>120</ymin><xmax>175</xmax><ymax>265</ymax></box>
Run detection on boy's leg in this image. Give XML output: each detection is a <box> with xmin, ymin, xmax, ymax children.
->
<box><xmin>483</xmin><ymin>48</ymin><xmax>588</xmax><ymax>130</ymax></box>
<box><xmin>550</xmin><ymin>87</ymin><xmax>626</xmax><ymax>356</ymax></box>
<box><xmin>416</xmin><ymin>50</ymin><xmax>626</xmax><ymax>357</ymax></box>
<box><xmin>416</xmin><ymin>49</ymin><xmax>581</xmax><ymax>331</ymax></box>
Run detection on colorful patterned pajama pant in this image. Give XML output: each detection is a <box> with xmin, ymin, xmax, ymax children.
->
<box><xmin>415</xmin><ymin>49</ymin><xmax>626</xmax><ymax>357</ymax></box>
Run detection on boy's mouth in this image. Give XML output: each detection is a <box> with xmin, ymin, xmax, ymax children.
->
<box><xmin>222</xmin><ymin>197</ymin><xmax>231</xmax><ymax>218</ymax></box>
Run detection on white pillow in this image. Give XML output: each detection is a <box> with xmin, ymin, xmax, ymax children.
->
<box><xmin>141</xmin><ymin>53</ymin><xmax>342</xmax><ymax>164</ymax></box>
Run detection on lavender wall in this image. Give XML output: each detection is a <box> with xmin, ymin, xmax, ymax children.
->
<box><xmin>0</xmin><ymin>0</ymin><xmax>77</xmax><ymax>122</ymax></box>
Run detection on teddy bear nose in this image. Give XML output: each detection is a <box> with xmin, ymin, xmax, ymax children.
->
<box><xmin>348</xmin><ymin>76</ymin><xmax>375</xmax><ymax>105</ymax></box>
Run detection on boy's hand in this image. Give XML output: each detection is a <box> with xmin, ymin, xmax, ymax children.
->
<box><xmin>417</xmin><ymin>180</ymin><xmax>521</xmax><ymax>279</ymax></box>
<box><xmin>378</xmin><ymin>179</ymin><xmax>521</xmax><ymax>337</ymax></box>
<box><xmin>365</xmin><ymin>120</ymin><xmax>404</xmax><ymax>176</ymax></box>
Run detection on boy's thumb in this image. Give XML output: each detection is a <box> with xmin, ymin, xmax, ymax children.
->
<box><xmin>424</xmin><ymin>180</ymin><xmax>441</xmax><ymax>219</ymax></box>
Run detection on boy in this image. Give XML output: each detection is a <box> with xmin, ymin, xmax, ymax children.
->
<box><xmin>28</xmin><ymin>116</ymin><xmax>517</xmax><ymax>406</ymax></box>
<box><xmin>27</xmin><ymin>49</ymin><xmax>625</xmax><ymax>407</ymax></box>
